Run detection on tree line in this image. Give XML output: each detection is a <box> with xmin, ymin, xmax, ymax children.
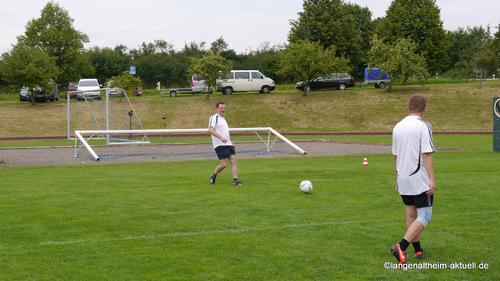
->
<box><xmin>1</xmin><ymin>0</ymin><xmax>499</xmax><ymax>93</ymax></box>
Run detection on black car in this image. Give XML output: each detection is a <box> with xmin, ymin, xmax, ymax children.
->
<box><xmin>33</xmin><ymin>85</ymin><xmax>59</xmax><ymax>102</ymax></box>
<box><xmin>19</xmin><ymin>81</ymin><xmax>59</xmax><ymax>102</ymax></box>
<box><xmin>66</xmin><ymin>81</ymin><xmax>79</xmax><ymax>99</ymax></box>
<box><xmin>296</xmin><ymin>73</ymin><xmax>355</xmax><ymax>91</ymax></box>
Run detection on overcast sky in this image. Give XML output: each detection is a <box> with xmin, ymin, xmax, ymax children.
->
<box><xmin>1</xmin><ymin>0</ymin><xmax>499</xmax><ymax>55</ymax></box>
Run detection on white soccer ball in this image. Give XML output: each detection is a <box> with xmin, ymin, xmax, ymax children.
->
<box><xmin>300</xmin><ymin>180</ymin><xmax>313</xmax><ymax>193</ymax></box>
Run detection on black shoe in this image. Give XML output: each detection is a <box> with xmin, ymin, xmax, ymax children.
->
<box><xmin>233</xmin><ymin>180</ymin><xmax>243</xmax><ymax>186</ymax></box>
<box><xmin>210</xmin><ymin>175</ymin><xmax>216</xmax><ymax>185</ymax></box>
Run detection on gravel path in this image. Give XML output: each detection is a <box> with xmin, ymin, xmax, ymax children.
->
<box><xmin>0</xmin><ymin>140</ymin><xmax>392</xmax><ymax>167</ymax></box>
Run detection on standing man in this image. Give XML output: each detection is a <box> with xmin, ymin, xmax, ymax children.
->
<box><xmin>391</xmin><ymin>93</ymin><xmax>436</xmax><ymax>264</ymax></box>
<box><xmin>208</xmin><ymin>102</ymin><xmax>243</xmax><ymax>186</ymax></box>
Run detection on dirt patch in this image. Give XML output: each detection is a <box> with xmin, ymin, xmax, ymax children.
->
<box><xmin>0</xmin><ymin>140</ymin><xmax>393</xmax><ymax>167</ymax></box>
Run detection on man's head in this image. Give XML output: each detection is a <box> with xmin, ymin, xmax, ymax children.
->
<box><xmin>216</xmin><ymin>101</ymin><xmax>226</xmax><ymax>116</ymax></box>
<box><xmin>409</xmin><ymin>93</ymin><xmax>426</xmax><ymax>114</ymax></box>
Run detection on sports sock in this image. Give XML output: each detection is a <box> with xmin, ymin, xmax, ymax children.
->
<box><xmin>399</xmin><ymin>238</ymin><xmax>410</xmax><ymax>251</ymax></box>
<box><xmin>413</xmin><ymin>241</ymin><xmax>422</xmax><ymax>252</ymax></box>
<box><xmin>211</xmin><ymin>173</ymin><xmax>216</xmax><ymax>178</ymax></box>
<box><xmin>233</xmin><ymin>178</ymin><xmax>238</xmax><ymax>182</ymax></box>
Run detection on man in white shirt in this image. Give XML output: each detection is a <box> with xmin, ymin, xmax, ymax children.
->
<box><xmin>391</xmin><ymin>93</ymin><xmax>436</xmax><ymax>264</ymax></box>
<box><xmin>208</xmin><ymin>102</ymin><xmax>243</xmax><ymax>186</ymax></box>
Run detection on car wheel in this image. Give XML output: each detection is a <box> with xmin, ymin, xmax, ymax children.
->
<box><xmin>338</xmin><ymin>84</ymin><xmax>346</xmax><ymax>90</ymax></box>
<box><xmin>169</xmin><ymin>90</ymin><xmax>177</xmax><ymax>97</ymax></box>
<box><xmin>261</xmin><ymin>86</ymin><xmax>271</xmax><ymax>94</ymax></box>
<box><xmin>378</xmin><ymin>82</ymin><xmax>386</xmax><ymax>89</ymax></box>
<box><xmin>223</xmin><ymin>87</ymin><xmax>233</xmax><ymax>95</ymax></box>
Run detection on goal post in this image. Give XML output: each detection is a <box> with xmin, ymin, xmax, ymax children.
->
<box><xmin>75</xmin><ymin>127</ymin><xmax>306</xmax><ymax>161</ymax></box>
<box><xmin>67</xmin><ymin>87</ymin><xmax>148</xmax><ymax>144</ymax></box>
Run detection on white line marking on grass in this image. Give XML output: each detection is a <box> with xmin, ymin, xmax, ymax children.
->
<box><xmin>439</xmin><ymin>210</ymin><xmax>500</xmax><ymax>217</ymax></box>
<box><xmin>1</xmin><ymin>210</ymin><xmax>496</xmax><ymax>249</ymax></box>
<box><xmin>38</xmin><ymin>220</ymin><xmax>364</xmax><ymax>246</ymax></box>
<box><xmin>19</xmin><ymin>187</ymin><xmax>158</xmax><ymax>197</ymax></box>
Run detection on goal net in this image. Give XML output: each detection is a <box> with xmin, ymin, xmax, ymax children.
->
<box><xmin>74</xmin><ymin>127</ymin><xmax>306</xmax><ymax>162</ymax></box>
<box><xmin>67</xmin><ymin>88</ymin><xmax>148</xmax><ymax>144</ymax></box>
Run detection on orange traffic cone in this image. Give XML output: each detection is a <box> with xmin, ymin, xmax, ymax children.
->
<box><xmin>363</xmin><ymin>156</ymin><xmax>368</xmax><ymax>167</ymax></box>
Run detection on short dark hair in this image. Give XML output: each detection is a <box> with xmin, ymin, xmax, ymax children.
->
<box><xmin>216</xmin><ymin>101</ymin><xmax>225</xmax><ymax>108</ymax></box>
<box><xmin>409</xmin><ymin>93</ymin><xmax>426</xmax><ymax>113</ymax></box>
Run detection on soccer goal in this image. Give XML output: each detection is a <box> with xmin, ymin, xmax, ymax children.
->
<box><xmin>74</xmin><ymin>127</ymin><xmax>306</xmax><ymax>161</ymax></box>
<box><xmin>67</xmin><ymin>87</ymin><xmax>148</xmax><ymax>144</ymax></box>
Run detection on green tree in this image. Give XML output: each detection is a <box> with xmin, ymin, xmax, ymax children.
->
<box><xmin>288</xmin><ymin>0</ymin><xmax>362</xmax><ymax>74</ymax></box>
<box><xmin>136</xmin><ymin>54</ymin><xmax>188</xmax><ymax>88</ymax></box>
<box><xmin>278</xmin><ymin>40</ymin><xmax>350</xmax><ymax>96</ymax></box>
<box><xmin>17</xmin><ymin>1</ymin><xmax>93</xmax><ymax>85</ymax></box>
<box><xmin>377</xmin><ymin>0</ymin><xmax>449</xmax><ymax>73</ymax></box>
<box><xmin>478</xmin><ymin>24</ymin><xmax>500</xmax><ymax>80</ymax></box>
<box><xmin>491</xmin><ymin>24</ymin><xmax>500</xmax><ymax>55</ymax></box>
<box><xmin>346</xmin><ymin>3</ymin><xmax>376</xmax><ymax>79</ymax></box>
<box><xmin>136</xmin><ymin>40</ymin><xmax>174</xmax><ymax>56</ymax></box>
<box><xmin>472</xmin><ymin>48</ymin><xmax>497</xmax><ymax>88</ymax></box>
<box><xmin>0</xmin><ymin>43</ymin><xmax>59</xmax><ymax>105</ymax></box>
<box><xmin>181</xmin><ymin>41</ymin><xmax>207</xmax><ymax>58</ymax></box>
<box><xmin>233</xmin><ymin>42</ymin><xmax>283</xmax><ymax>83</ymax></box>
<box><xmin>368</xmin><ymin>36</ymin><xmax>428</xmax><ymax>89</ymax></box>
<box><xmin>108</xmin><ymin>71</ymin><xmax>143</xmax><ymax>95</ymax></box>
<box><xmin>187</xmin><ymin>51</ymin><xmax>233</xmax><ymax>99</ymax></box>
<box><xmin>130</xmin><ymin>40</ymin><xmax>190</xmax><ymax>88</ymax></box>
<box><xmin>210</xmin><ymin>37</ymin><xmax>229</xmax><ymax>53</ymax></box>
<box><xmin>87</xmin><ymin>46</ymin><xmax>129</xmax><ymax>85</ymax></box>
<box><xmin>445</xmin><ymin>26</ymin><xmax>492</xmax><ymax>77</ymax></box>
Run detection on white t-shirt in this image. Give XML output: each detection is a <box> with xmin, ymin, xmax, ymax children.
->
<box><xmin>209</xmin><ymin>113</ymin><xmax>232</xmax><ymax>149</ymax></box>
<box><xmin>392</xmin><ymin>116</ymin><xmax>435</xmax><ymax>195</ymax></box>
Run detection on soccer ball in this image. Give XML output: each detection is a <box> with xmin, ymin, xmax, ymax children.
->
<box><xmin>300</xmin><ymin>180</ymin><xmax>313</xmax><ymax>193</ymax></box>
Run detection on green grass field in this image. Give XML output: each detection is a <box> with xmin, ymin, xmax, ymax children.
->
<box><xmin>0</xmin><ymin>135</ymin><xmax>498</xmax><ymax>280</ymax></box>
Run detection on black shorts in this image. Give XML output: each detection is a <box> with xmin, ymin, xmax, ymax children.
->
<box><xmin>215</xmin><ymin>145</ymin><xmax>235</xmax><ymax>160</ymax></box>
<box><xmin>401</xmin><ymin>192</ymin><xmax>433</xmax><ymax>208</ymax></box>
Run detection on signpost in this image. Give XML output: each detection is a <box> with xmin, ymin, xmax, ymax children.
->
<box><xmin>130</xmin><ymin>53</ymin><xmax>135</xmax><ymax>75</ymax></box>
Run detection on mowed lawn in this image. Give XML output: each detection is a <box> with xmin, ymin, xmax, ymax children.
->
<box><xmin>0</xmin><ymin>135</ymin><xmax>498</xmax><ymax>280</ymax></box>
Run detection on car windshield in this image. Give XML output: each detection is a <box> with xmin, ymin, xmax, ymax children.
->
<box><xmin>79</xmin><ymin>81</ymin><xmax>99</xmax><ymax>87</ymax></box>
<box><xmin>192</xmin><ymin>74</ymin><xmax>204</xmax><ymax>81</ymax></box>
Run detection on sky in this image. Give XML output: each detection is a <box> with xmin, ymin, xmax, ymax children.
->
<box><xmin>0</xmin><ymin>0</ymin><xmax>499</xmax><ymax>55</ymax></box>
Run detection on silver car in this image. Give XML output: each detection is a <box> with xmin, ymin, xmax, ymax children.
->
<box><xmin>19</xmin><ymin>87</ymin><xmax>30</xmax><ymax>101</ymax></box>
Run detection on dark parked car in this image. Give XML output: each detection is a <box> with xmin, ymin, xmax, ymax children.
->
<box><xmin>34</xmin><ymin>85</ymin><xmax>59</xmax><ymax>102</ymax></box>
<box><xmin>66</xmin><ymin>81</ymin><xmax>79</xmax><ymax>99</ymax></box>
<box><xmin>295</xmin><ymin>73</ymin><xmax>355</xmax><ymax>91</ymax></box>
<box><xmin>19</xmin><ymin>81</ymin><xmax>59</xmax><ymax>102</ymax></box>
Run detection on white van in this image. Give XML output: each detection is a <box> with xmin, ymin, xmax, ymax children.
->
<box><xmin>217</xmin><ymin>70</ymin><xmax>275</xmax><ymax>95</ymax></box>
